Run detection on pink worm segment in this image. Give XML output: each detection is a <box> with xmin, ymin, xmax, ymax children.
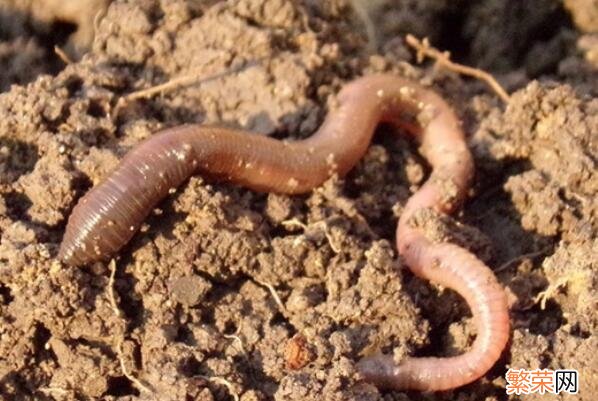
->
<box><xmin>59</xmin><ymin>74</ymin><xmax>509</xmax><ymax>391</ymax></box>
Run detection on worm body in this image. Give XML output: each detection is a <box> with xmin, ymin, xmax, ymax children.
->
<box><xmin>59</xmin><ymin>74</ymin><xmax>509</xmax><ymax>391</ymax></box>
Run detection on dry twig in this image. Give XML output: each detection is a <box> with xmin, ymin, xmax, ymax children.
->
<box><xmin>112</xmin><ymin>58</ymin><xmax>267</xmax><ymax>116</ymax></box>
<box><xmin>406</xmin><ymin>34</ymin><xmax>511</xmax><ymax>103</ymax></box>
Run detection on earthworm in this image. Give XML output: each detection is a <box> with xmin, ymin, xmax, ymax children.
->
<box><xmin>59</xmin><ymin>74</ymin><xmax>509</xmax><ymax>391</ymax></box>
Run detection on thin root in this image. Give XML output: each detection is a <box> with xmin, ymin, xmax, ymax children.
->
<box><xmin>349</xmin><ymin>0</ymin><xmax>378</xmax><ymax>51</ymax></box>
<box><xmin>535</xmin><ymin>270</ymin><xmax>591</xmax><ymax>310</ymax></box>
<box><xmin>54</xmin><ymin>46</ymin><xmax>72</xmax><ymax>64</ymax></box>
<box><xmin>316</xmin><ymin>183</ymin><xmax>377</xmax><ymax>238</ymax></box>
<box><xmin>405</xmin><ymin>34</ymin><xmax>511</xmax><ymax>103</ymax></box>
<box><xmin>92</xmin><ymin>7</ymin><xmax>107</xmax><ymax>46</ymax></box>
<box><xmin>254</xmin><ymin>278</ymin><xmax>287</xmax><ymax>314</ymax></box>
<box><xmin>282</xmin><ymin>217</ymin><xmax>343</xmax><ymax>253</ymax></box>
<box><xmin>223</xmin><ymin>332</ymin><xmax>247</xmax><ymax>354</ymax></box>
<box><xmin>38</xmin><ymin>387</ymin><xmax>72</xmax><ymax>396</ymax></box>
<box><xmin>109</xmin><ymin>268</ymin><xmax>151</xmax><ymax>394</ymax></box>
<box><xmin>495</xmin><ymin>247</ymin><xmax>551</xmax><ymax>272</ymax></box>
<box><xmin>116</xmin><ymin>340</ymin><xmax>153</xmax><ymax>394</ymax></box>
<box><xmin>198</xmin><ymin>376</ymin><xmax>240</xmax><ymax>401</ymax></box>
<box><xmin>108</xmin><ymin>259</ymin><xmax>122</xmax><ymax>318</ymax></box>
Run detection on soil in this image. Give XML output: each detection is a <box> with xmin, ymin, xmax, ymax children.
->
<box><xmin>0</xmin><ymin>0</ymin><xmax>596</xmax><ymax>400</ymax></box>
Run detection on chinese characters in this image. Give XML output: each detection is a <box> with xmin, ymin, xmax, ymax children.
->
<box><xmin>506</xmin><ymin>368</ymin><xmax>578</xmax><ymax>395</ymax></box>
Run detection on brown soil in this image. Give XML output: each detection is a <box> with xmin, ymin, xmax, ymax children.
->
<box><xmin>0</xmin><ymin>0</ymin><xmax>596</xmax><ymax>400</ymax></box>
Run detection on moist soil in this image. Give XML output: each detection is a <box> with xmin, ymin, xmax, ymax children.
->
<box><xmin>0</xmin><ymin>1</ymin><xmax>596</xmax><ymax>400</ymax></box>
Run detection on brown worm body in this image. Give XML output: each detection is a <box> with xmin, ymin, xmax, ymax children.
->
<box><xmin>59</xmin><ymin>74</ymin><xmax>509</xmax><ymax>391</ymax></box>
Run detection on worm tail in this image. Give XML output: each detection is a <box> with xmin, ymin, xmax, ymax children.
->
<box><xmin>358</xmin><ymin>236</ymin><xmax>509</xmax><ymax>391</ymax></box>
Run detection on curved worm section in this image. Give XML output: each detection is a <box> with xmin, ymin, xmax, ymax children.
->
<box><xmin>357</xmin><ymin>240</ymin><xmax>509</xmax><ymax>390</ymax></box>
<box><xmin>60</xmin><ymin>74</ymin><xmax>424</xmax><ymax>265</ymax></box>
<box><xmin>59</xmin><ymin>74</ymin><xmax>509</xmax><ymax>391</ymax></box>
<box><xmin>353</xmin><ymin>76</ymin><xmax>510</xmax><ymax>391</ymax></box>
